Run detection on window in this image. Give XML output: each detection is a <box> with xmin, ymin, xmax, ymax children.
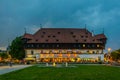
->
<box><xmin>83</xmin><ymin>44</ymin><xmax>85</xmax><ymax>47</ymax></box>
<box><xmin>42</xmin><ymin>44</ymin><xmax>45</xmax><ymax>47</ymax></box>
<box><xmin>41</xmin><ymin>35</ymin><xmax>44</xmax><ymax>38</ymax></box>
<box><xmin>58</xmin><ymin>32</ymin><xmax>60</xmax><ymax>34</ymax></box>
<box><xmin>74</xmin><ymin>44</ymin><xmax>76</xmax><ymax>48</ymax></box>
<box><xmin>36</xmin><ymin>39</ymin><xmax>38</xmax><ymax>42</ymax></box>
<box><xmin>48</xmin><ymin>35</ymin><xmax>50</xmax><ymax>38</ymax></box>
<box><xmin>73</xmin><ymin>35</ymin><xmax>76</xmax><ymax>38</ymax></box>
<box><xmin>93</xmin><ymin>39</ymin><xmax>95</xmax><ymax>41</ymax></box>
<box><xmin>46</xmin><ymin>45</ymin><xmax>49</xmax><ymax>47</ymax></box>
<box><xmin>43</xmin><ymin>32</ymin><xmax>46</xmax><ymax>34</ymax></box>
<box><xmin>37</xmin><ymin>44</ymin><xmax>39</xmax><ymax>47</ymax></box>
<box><xmin>53</xmin><ymin>35</ymin><xmax>56</xmax><ymax>38</ymax></box>
<box><xmin>86</xmin><ymin>32</ymin><xmax>88</xmax><ymax>34</ymax></box>
<box><xmin>70</xmin><ymin>32</ymin><xmax>73</xmax><ymax>34</ymax></box>
<box><xmin>56</xmin><ymin>39</ymin><xmax>59</xmax><ymax>42</ymax></box>
<box><xmin>97</xmin><ymin>44</ymin><xmax>100</xmax><ymax>47</ymax></box>
<box><xmin>31</xmin><ymin>44</ymin><xmax>34</xmax><ymax>47</ymax></box>
<box><xmin>75</xmin><ymin>40</ymin><xmax>78</xmax><ymax>42</ymax></box>
<box><xmin>86</xmin><ymin>36</ymin><xmax>88</xmax><ymax>38</ymax></box>
<box><xmin>84</xmin><ymin>39</ymin><xmax>86</xmax><ymax>42</ymax></box>
<box><xmin>27</xmin><ymin>44</ymin><xmax>30</xmax><ymax>48</ymax></box>
<box><xmin>92</xmin><ymin>44</ymin><xmax>95</xmax><ymax>48</ymax></box>
<box><xmin>78</xmin><ymin>44</ymin><xmax>81</xmax><ymax>47</ymax></box>
<box><xmin>46</xmin><ymin>39</ymin><xmax>48</xmax><ymax>42</ymax></box>
<box><xmin>81</xmin><ymin>36</ymin><xmax>84</xmax><ymax>38</ymax></box>
<box><xmin>87</xmin><ymin>45</ymin><xmax>90</xmax><ymax>48</ymax></box>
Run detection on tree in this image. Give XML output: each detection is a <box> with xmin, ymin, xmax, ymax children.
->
<box><xmin>111</xmin><ymin>49</ymin><xmax>120</xmax><ymax>61</ymax></box>
<box><xmin>0</xmin><ymin>52</ymin><xmax>8</xmax><ymax>59</ymax></box>
<box><xmin>9</xmin><ymin>36</ymin><xmax>25</xmax><ymax>60</ymax></box>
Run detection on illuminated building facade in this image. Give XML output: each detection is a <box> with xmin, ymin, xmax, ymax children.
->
<box><xmin>22</xmin><ymin>28</ymin><xmax>107</xmax><ymax>63</ymax></box>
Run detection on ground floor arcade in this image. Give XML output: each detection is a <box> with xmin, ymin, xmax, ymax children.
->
<box><xmin>24</xmin><ymin>49</ymin><xmax>104</xmax><ymax>63</ymax></box>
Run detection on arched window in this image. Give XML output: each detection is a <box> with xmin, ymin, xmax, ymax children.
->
<box><xmin>31</xmin><ymin>50</ymin><xmax>34</xmax><ymax>55</ymax></box>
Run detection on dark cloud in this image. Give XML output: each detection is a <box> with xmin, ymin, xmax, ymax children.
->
<box><xmin>0</xmin><ymin>0</ymin><xmax>120</xmax><ymax>50</ymax></box>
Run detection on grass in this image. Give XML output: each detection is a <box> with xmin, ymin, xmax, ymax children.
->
<box><xmin>0</xmin><ymin>64</ymin><xmax>120</xmax><ymax>80</ymax></box>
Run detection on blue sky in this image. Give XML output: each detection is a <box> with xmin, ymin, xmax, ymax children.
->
<box><xmin>0</xmin><ymin>0</ymin><xmax>120</xmax><ymax>51</ymax></box>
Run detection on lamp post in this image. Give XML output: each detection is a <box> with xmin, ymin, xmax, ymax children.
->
<box><xmin>107</xmin><ymin>48</ymin><xmax>111</xmax><ymax>62</ymax></box>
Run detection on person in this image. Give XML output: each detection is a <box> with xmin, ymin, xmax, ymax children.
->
<box><xmin>9</xmin><ymin>61</ymin><xmax>12</xmax><ymax>67</ymax></box>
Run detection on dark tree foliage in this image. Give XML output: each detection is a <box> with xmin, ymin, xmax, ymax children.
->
<box><xmin>9</xmin><ymin>36</ymin><xmax>25</xmax><ymax>60</ymax></box>
<box><xmin>111</xmin><ymin>49</ymin><xmax>120</xmax><ymax>61</ymax></box>
<box><xmin>0</xmin><ymin>52</ymin><xmax>8</xmax><ymax>59</ymax></box>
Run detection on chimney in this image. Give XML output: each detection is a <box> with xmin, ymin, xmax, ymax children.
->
<box><xmin>92</xmin><ymin>30</ymin><xmax>94</xmax><ymax>36</ymax></box>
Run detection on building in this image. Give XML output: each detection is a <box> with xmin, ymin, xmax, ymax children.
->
<box><xmin>22</xmin><ymin>28</ymin><xmax>107</xmax><ymax>63</ymax></box>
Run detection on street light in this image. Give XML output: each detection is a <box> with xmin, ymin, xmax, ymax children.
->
<box><xmin>108</xmin><ymin>48</ymin><xmax>111</xmax><ymax>54</ymax></box>
<box><xmin>107</xmin><ymin>48</ymin><xmax>112</xmax><ymax>62</ymax></box>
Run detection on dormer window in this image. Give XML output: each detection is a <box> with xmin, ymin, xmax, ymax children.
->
<box><xmin>93</xmin><ymin>39</ymin><xmax>95</xmax><ymax>41</ymax></box>
<box><xmin>56</xmin><ymin>39</ymin><xmax>59</xmax><ymax>42</ymax></box>
<box><xmin>41</xmin><ymin>35</ymin><xmax>44</xmax><ymax>38</ymax></box>
<box><xmin>58</xmin><ymin>32</ymin><xmax>60</xmax><ymax>34</ymax></box>
<box><xmin>81</xmin><ymin>36</ymin><xmax>84</xmax><ymax>38</ymax></box>
<box><xmin>73</xmin><ymin>35</ymin><xmax>76</xmax><ymax>38</ymax></box>
<box><xmin>53</xmin><ymin>35</ymin><xmax>56</xmax><ymax>38</ymax></box>
<box><xmin>43</xmin><ymin>32</ymin><xmax>46</xmax><ymax>34</ymax></box>
<box><xmin>75</xmin><ymin>40</ymin><xmax>78</xmax><ymax>42</ymax></box>
<box><xmin>48</xmin><ymin>35</ymin><xmax>50</xmax><ymax>38</ymax></box>
<box><xmin>84</xmin><ymin>39</ymin><xmax>87</xmax><ymax>42</ymax></box>
<box><xmin>86</xmin><ymin>32</ymin><xmax>88</xmax><ymax>34</ymax></box>
<box><xmin>46</xmin><ymin>39</ymin><xmax>48</xmax><ymax>42</ymax></box>
<box><xmin>70</xmin><ymin>32</ymin><xmax>73</xmax><ymax>34</ymax></box>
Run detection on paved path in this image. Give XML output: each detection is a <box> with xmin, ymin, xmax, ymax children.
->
<box><xmin>0</xmin><ymin>65</ymin><xmax>32</xmax><ymax>75</ymax></box>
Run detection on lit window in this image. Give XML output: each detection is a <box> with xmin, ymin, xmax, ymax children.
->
<box><xmin>97</xmin><ymin>44</ymin><xmax>100</xmax><ymax>47</ymax></box>
<box><xmin>83</xmin><ymin>44</ymin><xmax>85</xmax><ymax>47</ymax></box>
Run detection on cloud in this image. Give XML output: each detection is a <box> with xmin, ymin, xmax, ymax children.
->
<box><xmin>0</xmin><ymin>0</ymin><xmax>120</xmax><ymax>50</ymax></box>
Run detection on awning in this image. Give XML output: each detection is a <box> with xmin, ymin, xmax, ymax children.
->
<box><xmin>24</xmin><ymin>58</ymin><xmax>35</xmax><ymax>60</ymax></box>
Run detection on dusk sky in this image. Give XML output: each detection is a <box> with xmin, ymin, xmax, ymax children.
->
<box><xmin>0</xmin><ymin>0</ymin><xmax>120</xmax><ymax>51</ymax></box>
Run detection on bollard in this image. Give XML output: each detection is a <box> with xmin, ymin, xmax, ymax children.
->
<box><xmin>65</xmin><ymin>62</ymin><xmax>68</xmax><ymax>67</ymax></box>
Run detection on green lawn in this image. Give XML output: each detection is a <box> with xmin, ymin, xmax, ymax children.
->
<box><xmin>0</xmin><ymin>64</ymin><xmax>120</xmax><ymax>80</ymax></box>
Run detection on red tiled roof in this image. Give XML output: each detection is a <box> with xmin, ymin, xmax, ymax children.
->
<box><xmin>94</xmin><ymin>34</ymin><xmax>107</xmax><ymax>39</ymax></box>
<box><xmin>23</xmin><ymin>28</ymin><xmax>107</xmax><ymax>43</ymax></box>
<box><xmin>23</xmin><ymin>33</ymin><xmax>33</xmax><ymax>39</ymax></box>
